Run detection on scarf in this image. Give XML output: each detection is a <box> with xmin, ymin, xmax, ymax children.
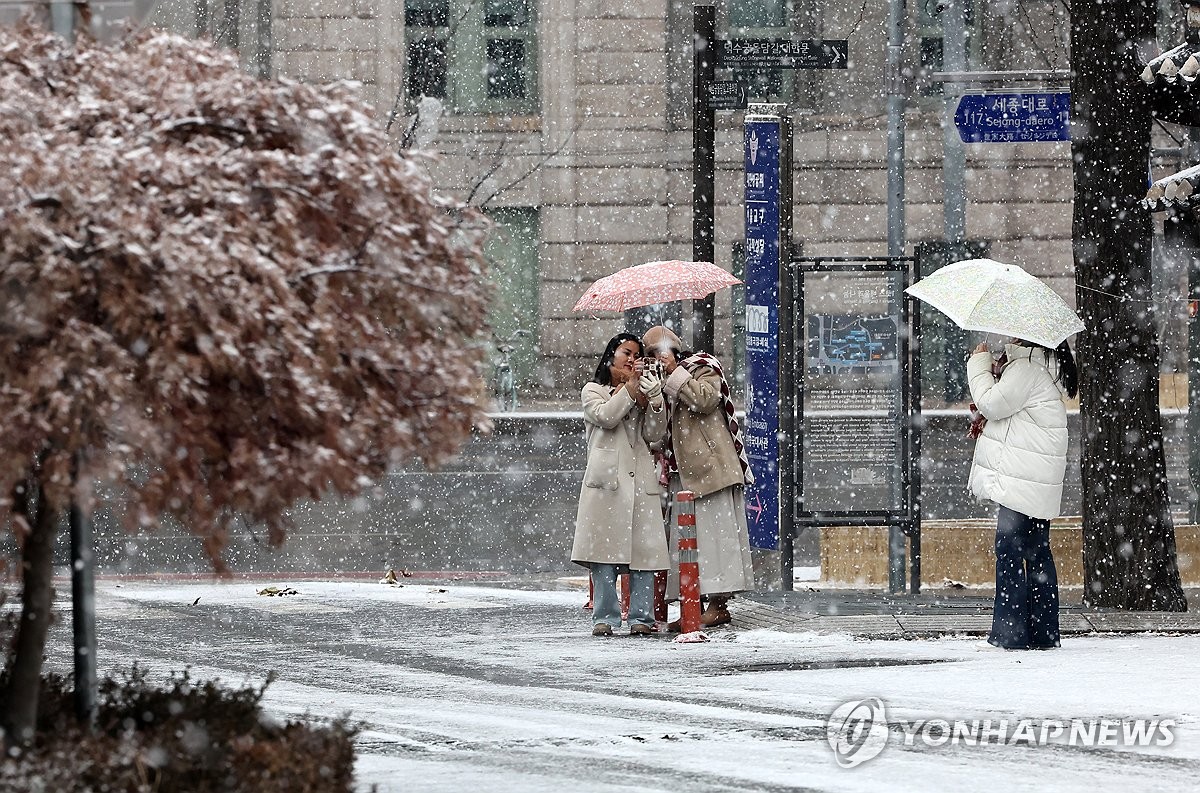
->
<box><xmin>659</xmin><ymin>352</ymin><xmax>755</xmax><ymax>488</ymax></box>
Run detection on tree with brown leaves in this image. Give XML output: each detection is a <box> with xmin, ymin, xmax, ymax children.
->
<box><xmin>0</xmin><ymin>23</ymin><xmax>490</xmax><ymax>745</ymax></box>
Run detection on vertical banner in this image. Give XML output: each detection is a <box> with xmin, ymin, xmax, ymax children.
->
<box><xmin>743</xmin><ymin>113</ymin><xmax>783</xmax><ymax>550</ymax></box>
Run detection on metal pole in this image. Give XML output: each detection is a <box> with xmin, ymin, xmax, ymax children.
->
<box><xmin>778</xmin><ymin>112</ymin><xmax>795</xmax><ymax>592</ymax></box>
<box><xmin>932</xmin><ymin>69</ymin><xmax>1071</xmax><ymax>84</ymax></box>
<box><xmin>692</xmin><ymin>4</ymin><xmax>716</xmax><ymax>354</ymax></box>
<box><xmin>938</xmin><ymin>6</ymin><xmax>971</xmax><ymax>407</ymax></box>
<box><xmin>909</xmin><ymin>261</ymin><xmax>923</xmax><ymax>593</ymax></box>
<box><xmin>70</xmin><ymin>465</ymin><xmax>96</xmax><ymax>727</ymax></box>
<box><xmin>886</xmin><ymin>0</ymin><xmax>907</xmax><ymax>258</ymax></box>
<box><xmin>942</xmin><ymin>1</ymin><xmax>967</xmax><ymax>248</ymax></box>
<box><xmin>221</xmin><ymin>0</ymin><xmax>240</xmax><ymax>49</ymax></box>
<box><xmin>886</xmin><ymin>0</ymin><xmax>908</xmax><ymax>592</ymax></box>
<box><xmin>1190</xmin><ymin>274</ymin><xmax>1199</xmax><ymax>524</ymax></box>
<box><xmin>194</xmin><ymin>0</ymin><xmax>209</xmax><ymax>37</ymax></box>
<box><xmin>255</xmin><ymin>0</ymin><xmax>273</xmax><ymax>78</ymax></box>
<box><xmin>49</xmin><ymin>1</ymin><xmax>75</xmax><ymax>39</ymax></box>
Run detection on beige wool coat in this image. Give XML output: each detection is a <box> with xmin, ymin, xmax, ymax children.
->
<box><xmin>571</xmin><ymin>382</ymin><xmax>670</xmax><ymax>571</ymax></box>
<box><xmin>662</xmin><ymin>365</ymin><xmax>746</xmax><ymax>497</ymax></box>
<box><xmin>661</xmin><ymin>362</ymin><xmax>755</xmax><ymax>597</ymax></box>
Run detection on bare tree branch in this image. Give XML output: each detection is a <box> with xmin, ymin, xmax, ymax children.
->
<box><xmin>158</xmin><ymin>116</ymin><xmax>251</xmax><ymax>140</ymax></box>
<box><xmin>464</xmin><ymin>137</ymin><xmax>510</xmax><ymax>206</ymax></box>
<box><xmin>844</xmin><ymin>0</ymin><xmax>869</xmax><ymax>39</ymax></box>
<box><xmin>477</xmin><ymin>127</ymin><xmax>578</xmax><ymax>207</ymax></box>
<box><xmin>1016</xmin><ymin>1</ymin><xmax>1056</xmax><ymax>69</ymax></box>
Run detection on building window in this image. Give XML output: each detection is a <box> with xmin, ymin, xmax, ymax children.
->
<box><xmin>484</xmin><ymin>0</ymin><xmax>529</xmax><ymax>27</ymax></box>
<box><xmin>486</xmin><ymin>39</ymin><xmax>526</xmax><ymax>99</ymax></box>
<box><xmin>406</xmin><ymin>0</ymin><xmax>449</xmax><ymax>27</ymax></box>
<box><xmin>406</xmin><ymin>1</ymin><xmax>449</xmax><ymax>101</ymax></box>
<box><xmin>729</xmin><ymin>0</ymin><xmax>787</xmax><ymax>28</ymax></box>
<box><xmin>408</xmin><ymin>38</ymin><xmax>449</xmax><ymax>99</ymax></box>
<box><xmin>485</xmin><ymin>208</ymin><xmax>541</xmax><ymax>387</ymax></box>
<box><xmin>405</xmin><ymin>0</ymin><xmax>537</xmax><ymax>114</ymax></box>
<box><xmin>919</xmin><ymin>36</ymin><xmax>944</xmax><ymax>97</ymax></box>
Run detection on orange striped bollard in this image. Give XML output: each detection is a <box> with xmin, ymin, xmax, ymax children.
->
<box><xmin>676</xmin><ymin>490</ymin><xmax>703</xmax><ymax>634</ymax></box>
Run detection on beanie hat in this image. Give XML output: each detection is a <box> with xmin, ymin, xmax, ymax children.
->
<box><xmin>642</xmin><ymin>325</ymin><xmax>683</xmax><ymax>355</ymax></box>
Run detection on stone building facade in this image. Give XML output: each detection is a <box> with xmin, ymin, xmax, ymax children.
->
<box><xmin>11</xmin><ymin>1</ymin><xmax>1193</xmax><ymax>403</ymax></box>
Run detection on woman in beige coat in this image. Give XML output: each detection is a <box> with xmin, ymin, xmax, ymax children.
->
<box><xmin>644</xmin><ymin>326</ymin><xmax>755</xmax><ymax>629</ymax></box>
<box><xmin>571</xmin><ymin>333</ymin><xmax>668</xmax><ymax>636</ymax></box>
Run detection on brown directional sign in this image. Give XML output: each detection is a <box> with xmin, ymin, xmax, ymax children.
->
<box><xmin>716</xmin><ymin>39</ymin><xmax>848</xmax><ymax>70</ymax></box>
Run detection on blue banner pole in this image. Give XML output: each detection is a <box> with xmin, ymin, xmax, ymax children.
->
<box><xmin>743</xmin><ymin>104</ymin><xmax>792</xmax><ymax>587</ymax></box>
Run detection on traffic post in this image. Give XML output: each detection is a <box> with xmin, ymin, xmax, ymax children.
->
<box><xmin>675</xmin><ymin>490</ymin><xmax>704</xmax><ymax>635</ymax></box>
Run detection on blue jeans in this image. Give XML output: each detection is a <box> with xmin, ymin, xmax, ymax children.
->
<box><xmin>990</xmin><ymin>505</ymin><xmax>1061</xmax><ymax>649</ymax></box>
<box><xmin>591</xmin><ymin>564</ymin><xmax>655</xmax><ymax>628</ymax></box>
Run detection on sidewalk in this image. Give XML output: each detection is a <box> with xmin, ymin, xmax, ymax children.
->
<box><xmin>66</xmin><ymin>570</ymin><xmax>1200</xmax><ymax>640</ymax></box>
<box><xmin>487</xmin><ymin>573</ymin><xmax>1200</xmax><ymax>640</ymax></box>
<box><xmin>736</xmin><ymin>587</ymin><xmax>1200</xmax><ymax>638</ymax></box>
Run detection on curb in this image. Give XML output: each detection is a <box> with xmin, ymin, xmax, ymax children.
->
<box><xmin>732</xmin><ymin>599</ymin><xmax>1200</xmax><ymax>638</ymax></box>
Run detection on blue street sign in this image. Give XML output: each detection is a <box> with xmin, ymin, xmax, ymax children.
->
<box><xmin>743</xmin><ymin>119</ymin><xmax>782</xmax><ymax>551</ymax></box>
<box><xmin>954</xmin><ymin>91</ymin><xmax>1071</xmax><ymax>143</ymax></box>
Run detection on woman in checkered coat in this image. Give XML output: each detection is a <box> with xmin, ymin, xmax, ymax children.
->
<box><xmin>643</xmin><ymin>326</ymin><xmax>755</xmax><ymax>629</ymax></box>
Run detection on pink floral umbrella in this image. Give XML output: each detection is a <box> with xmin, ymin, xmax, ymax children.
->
<box><xmin>572</xmin><ymin>260</ymin><xmax>741</xmax><ymax>312</ymax></box>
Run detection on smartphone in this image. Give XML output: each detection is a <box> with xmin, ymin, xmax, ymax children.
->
<box><xmin>640</xmin><ymin>358</ymin><xmax>663</xmax><ymax>377</ymax></box>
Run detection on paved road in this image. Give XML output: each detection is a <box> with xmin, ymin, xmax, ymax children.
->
<box><xmin>38</xmin><ymin>577</ymin><xmax>1200</xmax><ymax>792</ymax></box>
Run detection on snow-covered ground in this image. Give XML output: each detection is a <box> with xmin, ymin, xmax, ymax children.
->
<box><xmin>41</xmin><ymin>578</ymin><xmax>1200</xmax><ymax>792</ymax></box>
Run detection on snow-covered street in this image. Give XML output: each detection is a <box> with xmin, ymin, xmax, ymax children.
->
<box><xmin>39</xmin><ymin>578</ymin><xmax>1200</xmax><ymax>792</ymax></box>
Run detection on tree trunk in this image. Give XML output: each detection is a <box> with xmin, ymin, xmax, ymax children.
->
<box><xmin>1</xmin><ymin>483</ymin><xmax>57</xmax><ymax>746</ymax></box>
<box><xmin>1072</xmin><ymin>3</ymin><xmax>1187</xmax><ymax>611</ymax></box>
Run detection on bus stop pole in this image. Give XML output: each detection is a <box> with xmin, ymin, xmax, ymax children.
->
<box><xmin>692</xmin><ymin>4</ymin><xmax>716</xmax><ymax>354</ymax></box>
<box><xmin>886</xmin><ymin>0</ymin><xmax>908</xmax><ymax>593</ymax></box>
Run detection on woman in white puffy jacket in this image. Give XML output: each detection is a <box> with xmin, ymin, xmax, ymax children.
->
<box><xmin>967</xmin><ymin>338</ymin><xmax>1078</xmax><ymax>650</ymax></box>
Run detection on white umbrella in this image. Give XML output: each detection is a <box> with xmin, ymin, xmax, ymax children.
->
<box><xmin>904</xmin><ymin>258</ymin><xmax>1085</xmax><ymax>349</ymax></box>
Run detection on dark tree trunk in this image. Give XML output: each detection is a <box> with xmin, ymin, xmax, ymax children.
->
<box><xmin>1072</xmin><ymin>3</ymin><xmax>1187</xmax><ymax>611</ymax></box>
<box><xmin>1</xmin><ymin>481</ymin><xmax>57</xmax><ymax>746</ymax></box>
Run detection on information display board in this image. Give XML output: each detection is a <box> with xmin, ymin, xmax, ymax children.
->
<box><xmin>788</xmin><ymin>259</ymin><xmax>918</xmax><ymax>526</ymax></box>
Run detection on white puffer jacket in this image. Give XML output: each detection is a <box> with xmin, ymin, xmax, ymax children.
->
<box><xmin>967</xmin><ymin>343</ymin><xmax>1070</xmax><ymax>519</ymax></box>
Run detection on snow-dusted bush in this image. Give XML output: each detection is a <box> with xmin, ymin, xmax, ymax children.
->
<box><xmin>0</xmin><ymin>667</ymin><xmax>357</xmax><ymax>792</ymax></box>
